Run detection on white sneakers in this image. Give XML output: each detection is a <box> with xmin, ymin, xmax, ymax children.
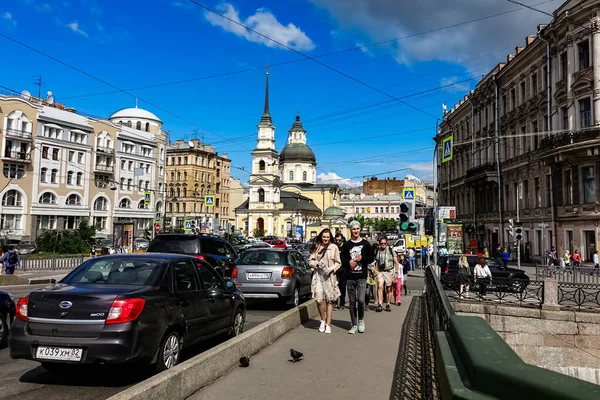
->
<box><xmin>318</xmin><ymin>320</ymin><xmax>332</xmax><ymax>334</ymax></box>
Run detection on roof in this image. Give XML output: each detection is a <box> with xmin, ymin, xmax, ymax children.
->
<box><xmin>279</xmin><ymin>143</ymin><xmax>316</xmax><ymax>164</ymax></box>
<box><xmin>109</xmin><ymin>107</ymin><xmax>162</xmax><ymax>123</ymax></box>
<box><xmin>322</xmin><ymin>206</ymin><xmax>345</xmax><ymax>219</ymax></box>
<box><xmin>40</xmin><ymin>106</ymin><xmax>92</xmax><ymax>129</ymax></box>
<box><xmin>235</xmin><ymin>191</ymin><xmax>321</xmax><ymax>213</ymax></box>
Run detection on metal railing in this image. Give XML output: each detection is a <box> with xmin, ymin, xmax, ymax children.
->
<box><xmin>3</xmin><ymin>151</ymin><xmax>31</xmax><ymax>161</ymax></box>
<box><xmin>18</xmin><ymin>256</ymin><xmax>85</xmax><ymax>271</ymax></box>
<box><xmin>425</xmin><ymin>266</ymin><xmax>455</xmax><ymax>336</ymax></box>
<box><xmin>535</xmin><ymin>264</ymin><xmax>600</xmax><ymax>284</ymax></box>
<box><xmin>558</xmin><ymin>281</ymin><xmax>600</xmax><ymax>312</ymax></box>
<box><xmin>4</xmin><ymin>128</ymin><xmax>32</xmax><ymax>139</ymax></box>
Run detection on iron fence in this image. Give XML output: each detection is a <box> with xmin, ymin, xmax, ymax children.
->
<box><xmin>558</xmin><ymin>281</ymin><xmax>600</xmax><ymax>312</ymax></box>
<box><xmin>535</xmin><ymin>264</ymin><xmax>600</xmax><ymax>284</ymax></box>
<box><xmin>18</xmin><ymin>256</ymin><xmax>85</xmax><ymax>271</ymax></box>
<box><xmin>424</xmin><ymin>267</ymin><xmax>455</xmax><ymax>336</ymax></box>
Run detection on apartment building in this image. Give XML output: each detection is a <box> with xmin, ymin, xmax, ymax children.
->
<box><xmin>340</xmin><ymin>193</ymin><xmax>403</xmax><ymax>221</ymax></box>
<box><xmin>0</xmin><ymin>89</ymin><xmax>167</xmax><ymax>241</ymax></box>
<box><xmin>436</xmin><ymin>0</ymin><xmax>600</xmax><ymax>261</ymax></box>
<box><xmin>165</xmin><ymin>139</ymin><xmax>232</xmax><ymax>233</ymax></box>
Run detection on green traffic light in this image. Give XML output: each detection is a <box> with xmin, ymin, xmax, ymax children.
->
<box><xmin>400</xmin><ymin>222</ymin><xmax>408</xmax><ymax>230</ymax></box>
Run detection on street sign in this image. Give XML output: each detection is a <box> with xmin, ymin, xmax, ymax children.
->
<box><xmin>442</xmin><ymin>136</ymin><xmax>453</xmax><ymax>163</ymax></box>
<box><xmin>437</xmin><ymin>206</ymin><xmax>456</xmax><ymax>219</ymax></box>
<box><xmin>155</xmin><ymin>212</ymin><xmax>161</xmax><ymax>222</ymax></box>
<box><xmin>155</xmin><ymin>223</ymin><xmax>160</xmax><ymax>233</ymax></box>
<box><xmin>184</xmin><ymin>220</ymin><xmax>193</xmax><ymax>230</ymax></box>
<box><xmin>144</xmin><ymin>191</ymin><xmax>151</xmax><ymax>205</ymax></box>
<box><xmin>402</xmin><ymin>189</ymin><xmax>415</xmax><ymax>200</ymax></box>
<box><xmin>204</xmin><ymin>195</ymin><xmax>215</xmax><ymax>206</ymax></box>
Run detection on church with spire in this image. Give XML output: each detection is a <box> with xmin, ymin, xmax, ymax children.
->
<box><xmin>234</xmin><ymin>70</ymin><xmax>347</xmax><ymax>239</ymax></box>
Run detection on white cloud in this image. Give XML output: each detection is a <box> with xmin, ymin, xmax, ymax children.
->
<box><xmin>203</xmin><ymin>3</ymin><xmax>316</xmax><ymax>51</ymax></box>
<box><xmin>67</xmin><ymin>20</ymin><xmax>88</xmax><ymax>37</ymax></box>
<box><xmin>406</xmin><ymin>162</ymin><xmax>434</xmax><ymax>183</ymax></box>
<box><xmin>2</xmin><ymin>12</ymin><xmax>17</xmax><ymax>28</ymax></box>
<box><xmin>356</xmin><ymin>41</ymin><xmax>374</xmax><ymax>57</ymax></box>
<box><xmin>440</xmin><ymin>76</ymin><xmax>473</xmax><ymax>93</ymax></box>
<box><xmin>171</xmin><ymin>0</ymin><xmax>194</xmax><ymax>9</ymax></box>
<box><xmin>317</xmin><ymin>172</ymin><xmax>362</xmax><ymax>188</ymax></box>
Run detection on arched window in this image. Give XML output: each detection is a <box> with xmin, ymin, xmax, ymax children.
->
<box><xmin>76</xmin><ymin>172</ymin><xmax>83</xmax><ymax>186</ymax></box>
<box><xmin>94</xmin><ymin>197</ymin><xmax>108</xmax><ymax>211</ymax></box>
<box><xmin>176</xmin><ymin>203</ymin><xmax>180</xmax><ymax>213</ymax></box>
<box><xmin>303</xmin><ymin>171</ymin><xmax>307</xmax><ymax>181</ymax></box>
<box><xmin>127</xmin><ymin>178</ymin><xmax>132</xmax><ymax>190</ymax></box>
<box><xmin>259</xmin><ymin>160</ymin><xmax>265</xmax><ymax>172</ymax></box>
<box><xmin>126</xmin><ymin>121</ymin><xmax>132</xmax><ymax>127</ymax></box>
<box><xmin>2</xmin><ymin>190</ymin><xmax>22</xmax><ymax>206</ymax></box>
<box><xmin>39</xmin><ymin>192</ymin><xmax>56</xmax><ymax>204</ymax></box>
<box><xmin>136</xmin><ymin>121</ymin><xmax>141</xmax><ymax>130</ymax></box>
<box><xmin>40</xmin><ymin>167</ymin><xmax>48</xmax><ymax>183</ymax></box>
<box><xmin>176</xmin><ymin>188</ymin><xmax>181</xmax><ymax>197</ymax></box>
<box><xmin>120</xmin><ymin>177</ymin><xmax>125</xmax><ymax>190</ymax></box>
<box><xmin>156</xmin><ymin>201</ymin><xmax>163</xmax><ymax>213</ymax></box>
<box><xmin>258</xmin><ymin>188</ymin><xmax>265</xmax><ymax>202</ymax></box>
<box><xmin>145</xmin><ymin>122</ymin><xmax>150</xmax><ymax>132</ymax></box>
<box><xmin>138</xmin><ymin>199</ymin><xmax>146</xmax><ymax>209</ymax></box>
<box><xmin>51</xmin><ymin>169</ymin><xmax>58</xmax><ymax>183</ymax></box>
<box><xmin>119</xmin><ymin>198</ymin><xmax>131</xmax><ymax>208</ymax></box>
<box><xmin>289</xmin><ymin>171</ymin><xmax>294</xmax><ymax>181</ymax></box>
<box><xmin>66</xmin><ymin>194</ymin><xmax>82</xmax><ymax>205</ymax></box>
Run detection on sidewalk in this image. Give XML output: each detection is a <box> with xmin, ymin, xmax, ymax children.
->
<box><xmin>190</xmin><ymin>296</ymin><xmax>414</xmax><ymax>400</ymax></box>
<box><xmin>0</xmin><ymin>269</ymin><xmax>71</xmax><ymax>285</ymax></box>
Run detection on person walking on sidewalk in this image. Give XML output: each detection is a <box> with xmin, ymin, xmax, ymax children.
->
<box><xmin>340</xmin><ymin>220</ymin><xmax>374</xmax><ymax>334</ymax></box>
<box><xmin>374</xmin><ymin>236</ymin><xmax>398</xmax><ymax>312</ymax></box>
<box><xmin>1</xmin><ymin>246</ymin><xmax>20</xmax><ymax>275</ymax></box>
<box><xmin>407</xmin><ymin>247</ymin><xmax>416</xmax><ymax>271</ymax></box>
<box><xmin>309</xmin><ymin>229</ymin><xmax>341</xmax><ymax>335</ymax></box>
<box><xmin>334</xmin><ymin>233</ymin><xmax>346</xmax><ymax>310</ymax></box>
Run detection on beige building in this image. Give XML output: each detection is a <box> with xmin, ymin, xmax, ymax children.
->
<box><xmin>165</xmin><ymin>139</ymin><xmax>232</xmax><ymax>233</ymax></box>
<box><xmin>437</xmin><ymin>0</ymin><xmax>600</xmax><ymax>262</ymax></box>
<box><xmin>0</xmin><ymin>90</ymin><xmax>167</xmax><ymax>242</ymax></box>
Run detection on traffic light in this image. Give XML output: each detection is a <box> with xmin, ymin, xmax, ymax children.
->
<box><xmin>399</xmin><ymin>202</ymin><xmax>410</xmax><ymax>231</ymax></box>
<box><xmin>515</xmin><ymin>222</ymin><xmax>523</xmax><ymax>241</ymax></box>
<box><xmin>407</xmin><ymin>222</ymin><xmax>418</xmax><ymax>233</ymax></box>
<box><xmin>508</xmin><ymin>218</ymin><xmax>515</xmax><ymax>237</ymax></box>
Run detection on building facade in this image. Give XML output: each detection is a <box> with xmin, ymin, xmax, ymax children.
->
<box><xmin>437</xmin><ymin>0</ymin><xmax>600</xmax><ymax>261</ymax></box>
<box><xmin>0</xmin><ymin>90</ymin><xmax>167</xmax><ymax>242</ymax></box>
<box><xmin>340</xmin><ymin>194</ymin><xmax>404</xmax><ymax>221</ymax></box>
<box><xmin>164</xmin><ymin>139</ymin><xmax>232</xmax><ymax>233</ymax></box>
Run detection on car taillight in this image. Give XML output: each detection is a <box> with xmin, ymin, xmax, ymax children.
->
<box><xmin>231</xmin><ymin>267</ymin><xmax>238</xmax><ymax>279</ymax></box>
<box><xmin>195</xmin><ymin>255</ymin><xmax>205</xmax><ymax>260</ymax></box>
<box><xmin>16</xmin><ymin>296</ymin><xmax>28</xmax><ymax>321</ymax></box>
<box><xmin>281</xmin><ymin>267</ymin><xmax>293</xmax><ymax>279</ymax></box>
<box><xmin>106</xmin><ymin>298</ymin><xmax>146</xmax><ymax>325</ymax></box>
<box><xmin>445</xmin><ymin>266</ymin><xmax>449</xmax><ymax>273</ymax></box>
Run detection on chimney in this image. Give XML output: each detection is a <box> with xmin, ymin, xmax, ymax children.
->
<box><xmin>537</xmin><ymin>24</ymin><xmax>548</xmax><ymax>34</ymax></box>
<box><xmin>515</xmin><ymin>46</ymin><xmax>524</xmax><ymax>54</ymax></box>
<box><xmin>526</xmin><ymin>35</ymin><xmax>535</xmax><ymax>45</ymax></box>
<box><xmin>459</xmin><ymin>99</ymin><xmax>464</xmax><ymax>105</ymax></box>
<box><xmin>507</xmin><ymin>54</ymin><xmax>515</xmax><ymax>62</ymax></box>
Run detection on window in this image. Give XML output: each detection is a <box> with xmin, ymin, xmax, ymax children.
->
<box><xmin>52</xmin><ymin>148</ymin><xmax>59</xmax><ymax>161</ymax></box>
<box><xmin>136</xmin><ymin>121</ymin><xmax>141</xmax><ymax>130</ymax></box>
<box><xmin>510</xmin><ymin>88</ymin><xmax>516</xmax><ymax>109</ymax></box>
<box><xmin>51</xmin><ymin>169</ymin><xmax>58</xmax><ymax>184</ymax></box>
<box><xmin>138</xmin><ymin>180</ymin><xmax>143</xmax><ymax>191</ymax></box>
<box><xmin>579</xmin><ymin>98</ymin><xmax>592</xmax><ymax>128</ymax></box>
<box><xmin>582</xmin><ymin>166</ymin><xmax>596</xmax><ymax>203</ymax></box>
<box><xmin>42</xmin><ymin>146</ymin><xmax>49</xmax><ymax>159</ymax></box>
<box><xmin>2</xmin><ymin>190</ymin><xmax>22</xmax><ymax>206</ymax></box>
<box><xmin>502</xmin><ymin>95</ymin><xmax>507</xmax><ymax>114</ymax></box>
<box><xmin>145</xmin><ymin>122</ymin><xmax>150</xmax><ymax>132</ymax></box>
<box><xmin>564</xmin><ymin>169</ymin><xmax>573</xmax><ymax>205</ymax></box>
<box><xmin>562</xmin><ymin>106</ymin><xmax>569</xmax><ymax>130</ymax></box>
<box><xmin>145</xmin><ymin>181</ymin><xmax>150</xmax><ymax>190</ymax></box>
<box><xmin>532</xmin><ymin>120</ymin><xmax>539</xmax><ymax>150</ymax></box>
<box><xmin>120</xmin><ymin>177</ymin><xmax>125</xmax><ymax>190</ymax></box>
<box><xmin>40</xmin><ymin>167</ymin><xmax>47</xmax><ymax>183</ymax></box>
<box><xmin>531</xmin><ymin>73</ymin><xmax>538</xmax><ymax>96</ymax></box>
<box><xmin>127</xmin><ymin>178</ymin><xmax>132</xmax><ymax>190</ymax></box>
<box><xmin>121</xmin><ymin>160</ymin><xmax>127</xmax><ymax>170</ymax></box>
<box><xmin>78</xmin><ymin>152</ymin><xmax>84</xmax><ymax>164</ymax></box>
<box><xmin>68</xmin><ymin>151</ymin><xmax>75</xmax><ymax>162</ymax></box>
<box><xmin>184</xmin><ymin>157</ymin><xmax>188</xmax><ymax>165</ymax></box>
<box><xmin>119</xmin><ymin>198</ymin><xmax>132</xmax><ymax>208</ymax></box>
<box><xmin>289</xmin><ymin>171</ymin><xmax>294</xmax><ymax>181</ymax></box>
<box><xmin>93</xmin><ymin>216</ymin><xmax>107</xmax><ymax>231</ymax></box>
<box><xmin>303</xmin><ymin>171</ymin><xmax>307</xmax><ymax>181</ymax></box>
<box><xmin>39</xmin><ymin>192</ymin><xmax>56</xmax><ymax>204</ymax></box>
<box><xmin>258</xmin><ymin>188</ymin><xmax>265</xmax><ymax>202</ymax></box>
<box><xmin>1</xmin><ymin>214</ymin><xmax>21</xmax><ymax>230</ymax></box>
<box><xmin>520</xmin><ymin>81</ymin><xmax>526</xmax><ymax>102</ymax></box>
<box><xmin>38</xmin><ymin>215</ymin><xmax>56</xmax><ymax>230</ymax></box>
<box><xmin>3</xmin><ymin>164</ymin><xmax>25</xmax><ymax>179</ymax></box>
<box><xmin>138</xmin><ymin>199</ymin><xmax>146</xmax><ymax>209</ymax></box>
<box><xmin>66</xmin><ymin>194</ymin><xmax>82</xmax><ymax>205</ymax></box>
<box><xmin>578</xmin><ymin>40</ymin><xmax>590</xmax><ymax>70</ymax></box>
<box><xmin>560</xmin><ymin>52</ymin><xmax>568</xmax><ymax>79</ymax></box>
<box><xmin>65</xmin><ymin>216</ymin><xmax>81</xmax><ymax>229</ymax></box>
<box><xmin>76</xmin><ymin>172</ymin><xmax>83</xmax><ymax>186</ymax></box>
<box><xmin>173</xmin><ymin>261</ymin><xmax>200</xmax><ymax>292</ymax></box>
<box><xmin>534</xmin><ymin>178</ymin><xmax>541</xmax><ymax>207</ymax></box>
<box><xmin>94</xmin><ymin>197</ymin><xmax>108</xmax><ymax>211</ymax></box>
<box><xmin>259</xmin><ymin>160</ymin><xmax>265</xmax><ymax>172</ymax></box>
<box><xmin>67</xmin><ymin>170</ymin><xmax>74</xmax><ymax>185</ymax></box>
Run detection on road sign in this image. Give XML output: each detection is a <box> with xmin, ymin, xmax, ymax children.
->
<box><xmin>442</xmin><ymin>136</ymin><xmax>453</xmax><ymax>163</ymax></box>
<box><xmin>144</xmin><ymin>191</ymin><xmax>151</xmax><ymax>205</ymax></box>
<box><xmin>184</xmin><ymin>220</ymin><xmax>193</xmax><ymax>230</ymax></box>
<box><xmin>204</xmin><ymin>195</ymin><xmax>215</xmax><ymax>206</ymax></box>
<box><xmin>155</xmin><ymin>212</ymin><xmax>161</xmax><ymax>222</ymax></box>
<box><xmin>155</xmin><ymin>223</ymin><xmax>160</xmax><ymax>233</ymax></box>
<box><xmin>437</xmin><ymin>206</ymin><xmax>456</xmax><ymax>219</ymax></box>
<box><xmin>402</xmin><ymin>189</ymin><xmax>415</xmax><ymax>200</ymax></box>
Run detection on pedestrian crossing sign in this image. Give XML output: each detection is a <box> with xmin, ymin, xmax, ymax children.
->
<box><xmin>144</xmin><ymin>191</ymin><xmax>151</xmax><ymax>205</ymax></box>
<box><xmin>403</xmin><ymin>189</ymin><xmax>415</xmax><ymax>201</ymax></box>
<box><xmin>204</xmin><ymin>195</ymin><xmax>215</xmax><ymax>206</ymax></box>
<box><xmin>155</xmin><ymin>212</ymin><xmax>161</xmax><ymax>222</ymax></box>
<box><xmin>184</xmin><ymin>220</ymin><xmax>193</xmax><ymax>230</ymax></box>
<box><xmin>442</xmin><ymin>136</ymin><xmax>453</xmax><ymax>163</ymax></box>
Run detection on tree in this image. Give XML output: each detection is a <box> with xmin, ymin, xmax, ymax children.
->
<box><xmin>36</xmin><ymin>219</ymin><xmax>97</xmax><ymax>254</ymax></box>
<box><xmin>348</xmin><ymin>214</ymin><xmax>365</xmax><ymax>226</ymax></box>
<box><xmin>253</xmin><ymin>227</ymin><xmax>265</xmax><ymax>238</ymax></box>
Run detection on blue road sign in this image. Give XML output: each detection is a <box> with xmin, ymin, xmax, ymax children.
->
<box><xmin>204</xmin><ymin>195</ymin><xmax>215</xmax><ymax>206</ymax></box>
<box><xmin>184</xmin><ymin>220</ymin><xmax>193</xmax><ymax>229</ymax></box>
<box><xmin>403</xmin><ymin>189</ymin><xmax>415</xmax><ymax>200</ymax></box>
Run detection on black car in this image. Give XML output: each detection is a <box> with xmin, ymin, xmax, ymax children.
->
<box><xmin>9</xmin><ymin>254</ymin><xmax>246</xmax><ymax>372</ymax></box>
<box><xmin>0</xmin><ymin>290</ymin><xmax>16</xmax><ymax>347</ymax></box>
<box><xmin>147</xmin><ymin>234</ymin><xmax>238</xmax><ymax>278</ymax></box>
<box><xmin>439</xmin><ymin>254</ymin><xmax>530</xmax><ymax>292</ymax></box>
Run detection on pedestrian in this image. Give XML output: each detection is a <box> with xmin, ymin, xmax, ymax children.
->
<box><xmin>408</xmin><ymin>247</ymin><xmax>416</xmax><ymax>271</ymax></box>
<box><xmin>374</xmin><ymin>236</ymin><xmax>399</xmax><ymax>312</ymax></box>
<box><xmin>457</xmin><ymin>255</ymin><xmax>471</xmax><ymax>298</ymax></box>
<box><xmin>1</xmin><ymin>246</ymin><xmax>20</xmax><ymax>275</ymax></box>
<box><xmin>90</xmin><ymin>246</ymin><xmax>97</xmax><ymax>259</ymax></box>
<box><xmin>334</xmin><ymin>233</ymin><xmax>346</xmax><ymax>310</ymax></box>
<box><xmin>501</xmin><ymin>247</ymin><xmax>510</xmax><ymax>268</ymax></box>
<box><xmin>309</xmin><ymin>228</ymin><xmax>341</xmax><ymax>335</ymax></box>
<box><xmin>573</xmin><ymin>249</ymin><xmax>581</xmax><ymax>268</ymax></box>
<box><xmin>564</xmin><ymin>250</ymin><xmax>571</xmax><ymax>269</ymax></box>
<box><xmin>340</xmin><ymin>220</ymin><xmax>374</xmax><ymax>334</ymax></box>
<box><xmin>474</xmin><ymin>256</ymin><xmax>492</xmax><ymax>298</ymax></box>
<box><xmin>594</xmin><ymin>250</ymin><xmax>599</xmax><ymax>276</ymax></box>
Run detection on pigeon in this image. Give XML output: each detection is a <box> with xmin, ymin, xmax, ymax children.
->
<box><xmin>239</xmin><ymin>356</ymin><xmax>250</xmax><ymax>368</ymax></box>
<box><xmin>290</xmin><ymin>348</ymin><xmax>303</xmax><ymax>363</ymax></box>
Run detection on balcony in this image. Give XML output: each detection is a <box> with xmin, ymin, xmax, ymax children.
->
<box><xmin>4</xmin><ymin>128</ymin><xmax>32</xmax><ymax>140</ymax></box>
<box><xmin>94</xmin><ymin>164</ymin><xmax>114</xmax><ymax>173</ymax></box>
<box><xmin>96</xmin><ymin>145</ymin><xmax>114</xmax><ymax>153</ymax></box>
<box><xmin>539</xmin><ymin>128</ymin><xmax>600</xmax><ymax>152</ymax></box>
<box><xmin>465</xmin><ymin>162</ymin><xmax>497</xmax><ymax>185</ymax></box>
<box><xmin>2</xmin><ymin>151</ymin><xmax>31</xmax><ymax>163</ymax></box>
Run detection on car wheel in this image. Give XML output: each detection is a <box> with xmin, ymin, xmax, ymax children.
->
<box><xmin>0</xmin><ymin>313</ymin><xmax>8</xmax><ymax>348</ymax></box>
<box><xmin>288</xmin><ymin>286</ymin><xmax>300</xmax><ymax>308</ymax></box>
<box><xmin>229</xmin><ymin>309</ymin><xmax>245</xmax><ymax>337</ymax></box>
<box><xmin>156</xmin><ymin>331</ymin><xmax>181</xmax><ymax>372</ymax></box>
<box><xmin>511</xmin><ymin>279</ymin><xmax>526</xmax><ymax>293</ymax></box>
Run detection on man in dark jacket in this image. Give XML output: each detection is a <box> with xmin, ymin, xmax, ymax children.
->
<box><xmin>340</xmin><ymin>220</ymin><xmax>375</xmax><ymax>334</ymax></box>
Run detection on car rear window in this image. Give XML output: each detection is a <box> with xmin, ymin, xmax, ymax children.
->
<box><xmin>148</xmin><ymin>236</ymin><xmax>200</xmax><ymax>254</ymax></box>
<box><xmin>239</xmin><ymin>251</ymin><xmax>287</xmax><ymax>265</ymax></box>
<box><xmin>64</xmin><ymin>257</ymin><xmax>164</xmax><ymax>286</ymax></box>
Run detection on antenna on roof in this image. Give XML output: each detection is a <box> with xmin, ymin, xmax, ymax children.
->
<box><xmin>33</xmin><ymin>75</ymin><xmax>43</xmax><ymax>98</ymax></box>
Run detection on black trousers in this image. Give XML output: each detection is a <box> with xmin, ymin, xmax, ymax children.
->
<box><xmin>336</xmin><ymin>272</ymin><xmax>346</xmax><ymax>306</ymax></box>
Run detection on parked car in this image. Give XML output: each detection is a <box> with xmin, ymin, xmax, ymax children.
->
<box><xmin>296</xmin><ymin>242</ymin><xmax>312</xmax><ymax>262</ymax></box>
<box><xmin>438</xmin><ymin>254</ymin><xmax>530</xmax><ymax>292</ymax></box>
<box><xmin>16</xmin><ymin>241</ymin><xmax>36</xmax><ymax>255</ymax></box>
<box><xmin>265</xmin><ymin>239</ymin><xmax>287</xmax><ymax>249</ymax></box>
<box><xmin>147</xmin><ymin>234</ymin><xmax>238</xmax><ymax>278</ymax></box>
<box><xmin>9</xmin><ymin>254</ymin><xmax>245</xmax><ymax>372</ymax></box>
<box><xmin>234</xmin><ymin>248</ymin><xmax>312</xmax><ymax>307</ymax></box>
<box><xmin>0</xmin><ymin>290</ymin><xmax>16</xmax><ymax>347</ymax></box>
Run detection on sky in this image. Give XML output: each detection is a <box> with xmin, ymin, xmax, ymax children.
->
<box><xmin>0</xmin><ymin>0</ymin><xmax>559</xmax><ymax>186</ymax></box>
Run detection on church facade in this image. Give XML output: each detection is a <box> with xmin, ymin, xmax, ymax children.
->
<box><xmin>234</xmin><ymin>71</ymin><xmax>346</xmax><ymax>239</ymax></box>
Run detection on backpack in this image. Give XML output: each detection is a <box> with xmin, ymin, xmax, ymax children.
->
<box><xmin>8</xmin><ymin>250</ymin><xmax>18</xmax><ymax>265</ymax></box>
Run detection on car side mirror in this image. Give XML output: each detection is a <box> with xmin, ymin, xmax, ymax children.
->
<box><xmin>226</xmin><ymin>280</ymin><xmax>235</xmax><ymax>290</ymax></box>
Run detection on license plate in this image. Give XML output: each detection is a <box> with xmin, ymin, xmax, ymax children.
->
<box><xmin>247</xmin><ymin>272</ymin><xmax>271</xmax><ymax>279</ymax></box>
<box><xmin>36</xmin><ymin>346</ymin><xmax>83</xmax><ymax>362</ymax></box>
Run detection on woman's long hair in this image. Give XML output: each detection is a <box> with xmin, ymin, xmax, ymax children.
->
<box><xmin>458</xmin><ymin>255</ymin><xmax>469</xmax><ymax>269</ymax></box>
<box><xmin>310</xmin><ymin>228</ymin><xmax>332</xmax><ymax>253</ymax></box>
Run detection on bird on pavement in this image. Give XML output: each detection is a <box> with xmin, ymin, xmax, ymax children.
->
<box><xmin>239</xmin><ymin>356</ymin><xmax>250</xmax><ymax>367</ymax></box>
<box><xmin>290</xmin><ymin>348</ymin><xmax>303</xmax><ymax>363</ymax></box>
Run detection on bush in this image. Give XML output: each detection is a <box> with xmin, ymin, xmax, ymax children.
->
<box><xmin>36</xmin><ymin>220</ymin><xmax>97</xmax><ymax>254</ymax></box>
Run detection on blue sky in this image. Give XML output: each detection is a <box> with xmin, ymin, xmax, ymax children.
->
<box><xmin>0</xmin><ymin>0</ymin><xmax>557</xmax><ymax>185</ymax></box>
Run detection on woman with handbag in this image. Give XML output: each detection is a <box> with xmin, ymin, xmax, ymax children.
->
<box><xmin>309</xmin><ymin>228</ymin><xmax>341</xmax><ymax>334</ymax></box>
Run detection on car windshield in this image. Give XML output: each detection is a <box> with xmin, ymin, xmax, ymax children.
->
<box><xmin>63</xmin><ymin>257</ymin><xmax>165</xmax><ymax>286</ymax></box>
<box><xmin>239</xmin><ymin>251</ymin><xmax>287</xmax><ymax>265</ymax></box>
<box><xmin>148</xmin><ymin>236</ymin><xmax>200</xmax><ymax>253</ymax></box>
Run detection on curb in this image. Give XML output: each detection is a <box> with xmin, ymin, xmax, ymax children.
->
<box><xmin>27</xmin><ymin>278</ymin><xmax>57</xmax><ymax>285</ymax></box>
<box><xmin>0</xmin><ymin>276</ymin><xmax>29</xmax><ymax>286</ymax></box>
<box><xmin>107</xmin><ymin>299</ymin><xmax>318</xmax><ymax>400</ymax></box>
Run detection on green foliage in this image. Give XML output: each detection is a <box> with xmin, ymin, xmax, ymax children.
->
<box><xmin>348</xmin><ymin>214</ymin><xmax>365</xmax><ymax>226</ymax></box>
<box><xmin>36</xmin><ymin>219</ymin><xmax>97</xmax><ymax>254</ymax></box>
<box><xmin>253</xmin><ymin>227</ymin><xmax>265</xmax><ymax>238</ymax></box>
<box><xmin>371</xmin><ymin>218</ymin><xmax>398</xmax><ymax>233</ymax></box>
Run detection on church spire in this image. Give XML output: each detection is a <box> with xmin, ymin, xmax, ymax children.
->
<box><xmin>260</xmin><ymin>66</ymin><xmax>272</xmax><ymax>125</ymax></box>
